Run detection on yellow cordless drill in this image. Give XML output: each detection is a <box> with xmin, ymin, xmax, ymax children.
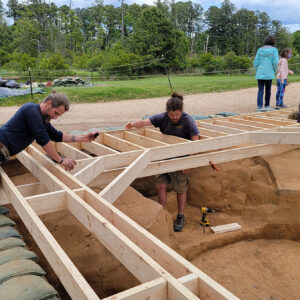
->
<box><xmin>200</xmin><ymin>207</ymin><xmax>215</xmax><ymax>227</ymax></box>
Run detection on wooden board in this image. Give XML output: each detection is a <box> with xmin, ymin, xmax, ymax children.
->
<box><xmin>211</xmin><ymin>223</ymin><xmax>241</xmax><ymax>234</ymax></box>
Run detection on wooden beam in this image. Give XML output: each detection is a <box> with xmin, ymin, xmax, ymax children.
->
<box><xmin>81</xmin><ymin>141</ymin><xmax>119</xmax><ymax>156</ymax></box>
<box><xmin>102</xmin><ymin>278</ymin><xmax>167</xmax><ymax>300</ymax></box>
<box><xmin>73</xmin><ymin>157</ymin><xmax>104</xmax><ymax>185</ymax></box>
<box><xmin>179</xmin><ymin>273</ymin><xmax>199</xmax><ymax>296</ymax></box>
<box><xmin>103</xmin><ymin>133</ymin><xmax>144</xmax><ymax>151</ymax></box>
<box><xmin>144</xmin><ymin>128</ymin><xmax>188</xmax><ymax>144</ymax></box>
<box><xmin>56</xmin><ymin>143</ymin><xmax>91</xmax><ymax>159</ymax></box>
<box><xmin>0</xmin><ymin>168</ymin><xmax>99</xmax><ymax>300</ymax></box>
<box><xmin>16</xmin><ymin>182</ymin><xmax>49</xmax><ymax>197</ymax></box>
<box><xmin>197</xmin><ymin>122</ymin><xmax>244</xmax><ymax>134</ymax></box>
<box><xmin>250</xmin><ymin>132</ymin><xmax>300</xmax><ymax>144</ymax></box>
<box><xmin>89</xmin><ymin>143</ymin><xmax>295</xmax><ymax>188</ymax></box>
<box><xmin>244</xmin><ymin>116</ymin><xmax>294</xmax><ymax>126</ymax></box>
<box><xmin>211</xmin><ymin>120</ymin><xmax>263</xmax><ymax>131</ymax></box>
<box><xmin>229</xmin><ymin>117</ymin><xmax>278</xmax><ymax>128</ymax></box>
<box><xmin>26</xmin><ymin>190</ymin><xmax>66</xmax><ymax>215</ymax></box>
<box><xmin>99</xmin><ymin>150</ymin><xmax>151</xmax><ymax>203</ymax></box>
<box><xmin>125</xmin><ymin>131</ymin><xmax>168</xmax><ymax>148</ymax></box>
<box><xmin>141</xmin><ymin>144</ymin><xmax>296</xmax><ymax>177</ymax></box>
<box><xmin>197</xmin><ymin>128</ymin><xmax>227</xmax><ymax>137</ymax></box>
<box><xmin>27</xmin><ymin>146</ymin><xmax>82</xmax><ymax>190</ymax></box>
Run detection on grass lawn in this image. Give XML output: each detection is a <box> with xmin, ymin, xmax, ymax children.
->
<box><xmin>1</xmin><ymin>74</ymin><xmax>300</xmax><ymax>106</ymax></box>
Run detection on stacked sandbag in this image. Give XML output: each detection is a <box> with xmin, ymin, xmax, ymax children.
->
<box><xmin>0</xmin><ymin>207</ymin><xmax>59</xmax><ymax>300</ymax></box>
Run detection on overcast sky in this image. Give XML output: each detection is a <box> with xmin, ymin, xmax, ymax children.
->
<box><xmin>3</xmin><ymin>0</ymin><xmax>300</xmax><ymax>32</ymax></box>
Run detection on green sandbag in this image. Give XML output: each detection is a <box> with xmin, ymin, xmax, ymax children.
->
<box><xmin>0</xmin><ymin>275</ymin><xmax>58</xmax><ymax>300</ymax></box>
<box><xmin>0</xmin><ymin>226</ymin><xmax>22</xmax><ymax>240</ymax></box>
<box><xmin>0</xmin><ymin>238</ymin><xmax>25</xmax><ymax>251</ymax></box>
<box><xmin>0</xmin><ymin>259</ymin><xmax>45</xmax><ymax>284</ymax></box>
<box><xmin>0</xmin><ymin>215</ymin><xmax>16</xmax><ymax>227</ymax></box>
<box><xmin>0</xmin><ymin>207</ymin><xmax>9</xmax><ymax>215</ymax></box>
<box><xmin>0</xmin><ymin>247</ymin><xmax>37</xmax><ymax>266</ymax></box>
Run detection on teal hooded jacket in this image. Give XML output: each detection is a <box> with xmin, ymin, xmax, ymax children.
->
<box><xmin>253</xmin><ymin>46</ymin><xmax>279</xmax><ymax>80</ymax></box>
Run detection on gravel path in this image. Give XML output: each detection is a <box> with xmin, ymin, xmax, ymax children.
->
<box><xmin>1</xmin><ymin>83</ymin><xmax>299</xmax><ymax>132</ymax></box>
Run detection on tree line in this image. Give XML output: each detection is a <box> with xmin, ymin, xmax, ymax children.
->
<box><xmin>0</xmin><ymin>0</ymin><xmax>299</xmax><ymax>76</ymax></box>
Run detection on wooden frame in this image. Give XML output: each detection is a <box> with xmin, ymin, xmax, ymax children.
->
<box><xmin>1</xmin><ymin>107</ymin><xmax>298</xmax><ymax>299</ymax></box>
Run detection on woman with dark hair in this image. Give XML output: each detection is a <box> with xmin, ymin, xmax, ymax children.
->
<box><xmin>253</xmin><ymin>35</ymin><xmax>279</xmax><ymax>110</ymax></box>
<box><xmin>276</xmin><ymin>48</ymin><xmax>294</xmax><ymax>108</ymax></box>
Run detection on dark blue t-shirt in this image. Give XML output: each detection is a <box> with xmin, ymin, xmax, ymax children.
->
<box><xmin>149</xmin><ymin>112</ymin><xmax>199</xmax><ymax>140</ymax></box>
<box><xmin>0</xmin><ymin>103</ymin><xmax>63</xmax><ymax>156</ymax></box>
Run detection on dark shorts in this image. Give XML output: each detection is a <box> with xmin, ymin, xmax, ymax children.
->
<box><xmin>156</xmin><ymin>171</ymin><xmax>189</xmax><ymax>193</ymax></box>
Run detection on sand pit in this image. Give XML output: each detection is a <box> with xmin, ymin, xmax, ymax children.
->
<box><xmin>192</xmin><ymin>239</ymin><xmax>300</xmax><ymax>300</ymax></box>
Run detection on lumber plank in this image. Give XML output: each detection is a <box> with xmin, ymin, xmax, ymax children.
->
<box><xmin>103</xmin><ymin>133</ymin><xmax>144</xmax><ymax>151</ymax></box>
<box><xmin>229</xmin><ymin>117</ymin><xmax>278</xmax><ymax>128</ymax></box>
<box><xmin>144</xmin><ymin>128</ymin><xmax>188</xmax><ymax>144</ymax></box>
<box><xmin>102</xmin><ymin>278</ymin><xmax>167</xmax><ymax>300</ymax></box>
<box><xmin>99</xmin><ymin>150</ymin><xmax>151</xmax><ymax>203</ymax></box>
<box><xmin>211</xmin><ymin>120</ymin><xmax>263</xmax><ymax>131</ymax></box>
<box><xmin>16</xmin><ymin>182</ymin><xmax>49</xmax><ymax>197</ymax></box>
<box><xmin>244</xmin><ymin>116</ymin><xmax>294</xmax><ymax>126</ymax></box>
<box><xmin>211</xmin><ymin>223</ymin><xmax>241</xmax><ymax>234</ymax></box>
<box><xmin>197</xmin><ymin>127</ymin><xmax>227</xmax><ymax>137</ymax></box>
<box><xmin>0</xmin><ymin>168</ymin><xmax>99</xmax><ymax>300</ymax></box>
<box><xmin>28</xmin><ymin>146</ymin><xmax>82</xmax><ymax>190</ymax></box>
<box><xmin>56</xmin><ymin>142</ymin><xmax>91</xmax><ymax>159</ymax></box>
<box><xmin>73</xmin><ymin>157</ymin><xmax>104</xmax><ymax>185</ymax></box>
<box><xmin>250</xmin><ymin>132</ymin><xmax>300</xmax><ymax>144</ymax></box>
<box><xmin>81</xmin><ymin>141</ymin><xmax>119</xmax><ymax>155</ymax></box>
<box><xmin>197</xmin><ymin>122</ymin><xmax>245</xmax><ymax>134</ymax></box>
<box><xmin>89</xmin><ymin>144</ymin><xmax>296</xmax><ymax>188</ymax></box>
<box><xmin>26</xmin><ymin>190</ymin><xmax>66</xmax><ymax>215</ymax></box>
<box><xmin>125</xmin><ymin>131</ymin><xmax>168</xmax><ymax>148</ymax></box>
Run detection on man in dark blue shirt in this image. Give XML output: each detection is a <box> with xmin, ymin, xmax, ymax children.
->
<box><xmin>0</xmin><ymin>91</ymin><xmax>97</xmax><ymax>171</ymax></box>
<box><xmin>126</xmin><ymin>93</ymin><xmax>199</xmax><ymax>232</ymax></box>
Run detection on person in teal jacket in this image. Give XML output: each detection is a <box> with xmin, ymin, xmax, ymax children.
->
<box><xmin>253</xmin><ymin>36</ymin><xmax>279</xmax><ymax>110</ymax></box>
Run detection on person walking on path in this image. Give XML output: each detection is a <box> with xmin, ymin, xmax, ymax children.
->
<box><xmin>253</xmin><ymin>35</ymin><xmax>279</xmax><ymax>111</ymax></box>
<box><xmin>276</xmin><ymin>48</ymin><xmax>294</xmax><ymax>108</ymax></box>
<box><xmin>0</xmin><ymin>91</ymin><xmax>98</xmax><ymax>170</ymax></box>
<box><xmin>126</xmin><ymin>92</ymin><xmax>200</xmax><ymax>232</ymax></box>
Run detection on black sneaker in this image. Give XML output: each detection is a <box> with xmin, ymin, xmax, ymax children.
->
<box><xmin>173</xmin><ymin>214</ymin><xmax>185</xmax><ymax>232</ymax></box>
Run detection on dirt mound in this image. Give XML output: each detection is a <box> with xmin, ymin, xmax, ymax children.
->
<box><xmin>192</xmin><ymin>239</ymin><xmax>300</xmax><ymax>300</ymax></box>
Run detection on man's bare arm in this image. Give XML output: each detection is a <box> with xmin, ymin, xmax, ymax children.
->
<box><xmin>126</xmin><ymin>119</ymin><xmax>151</xmax><ymax>130</ymax></box>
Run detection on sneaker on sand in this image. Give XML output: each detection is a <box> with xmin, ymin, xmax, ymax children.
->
<box><xmin>173</xmin><ymin>214</ymin><xmax>185</xmax><ymax>232</ymax></box>
<box><xmin>279</xmin><ymin>104</ymin><xmax>288</xmax><ymax>108</ymax></box>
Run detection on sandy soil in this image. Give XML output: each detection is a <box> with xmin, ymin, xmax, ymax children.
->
<box><xmin>0</xmin><ymin>83</ymin><xmax>300</xmax><ymax>132</ymax></box>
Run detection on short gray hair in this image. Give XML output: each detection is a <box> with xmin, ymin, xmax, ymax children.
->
<box><xmin>43</xmin><ymin>91</ymin><xmax>69</xmax><ymax>111</ymax></box>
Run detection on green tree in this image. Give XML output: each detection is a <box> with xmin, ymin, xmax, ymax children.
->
<box><xmin>4</xmin><ymin>51</ymin><xmax>36</xmax><ymax>71</ymax></box>
<box><xmin>170</xmin><ymin>1</ymin><xmax>203</xmax><ymax>57</ymax></box>
<box><xmin>129</xmin><ymin>7</ymin><xmax>189</xmax><ymax>70</ymax></box>
<box><xmin>271</xmin><ymin>20</ymin><xmax>292</xmax><ymax>51</ymax></box>
<box><xmin>12</xmin><ymin>18</ymin><xmax>40</xmax><ymax>56</ymax></box>
<box><xmin>6</xmin><ymin>0</ymin><xmax>23</xmax><ymax>24</ymax></box>
<box><xmin>293</xmin><ymin>31</ymin><xmax>300</xmax><ymax>53</ymax></box>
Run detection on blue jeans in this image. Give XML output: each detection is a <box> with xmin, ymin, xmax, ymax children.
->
<box><xmin>276</xmin><ymin>79</ymin><xmax>287</xmax><ymax>106</ymax></box>
<box><xmin>257</xmin><ymin>79</ymin><xmax>272</xmax><ymax>107</ymax></box>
